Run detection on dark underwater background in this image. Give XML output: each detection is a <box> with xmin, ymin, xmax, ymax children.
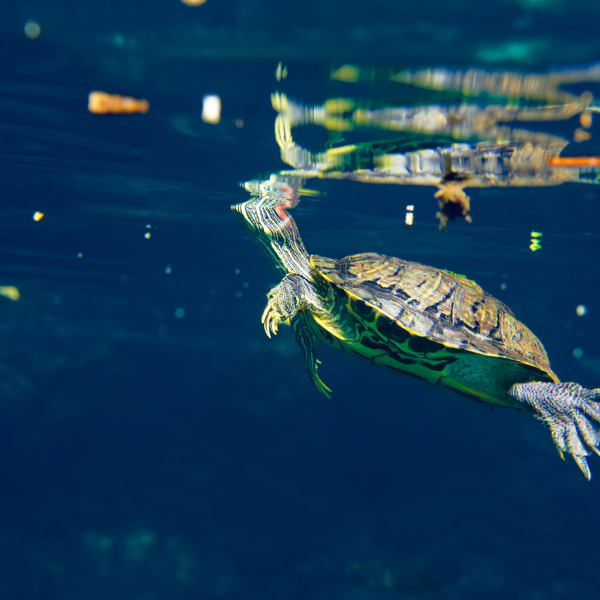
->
<box><xmin>1</xmin><ymin>1</ymin><xmax>600</xmax><ymax>598</ymax></box>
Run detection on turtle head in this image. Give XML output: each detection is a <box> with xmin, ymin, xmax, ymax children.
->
<box><xmin>232</xmin><ymin>176</ymin><xmax>311</xmax><ymax>277</ymax></box>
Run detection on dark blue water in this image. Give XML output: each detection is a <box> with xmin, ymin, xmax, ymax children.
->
<box><xmin>1</xmin><ymin>1</ymin><xmax>600</xmax><ymax>598</ymax></box>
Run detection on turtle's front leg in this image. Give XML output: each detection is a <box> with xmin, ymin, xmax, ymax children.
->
<box><xmin>261</xmin><ymin>273</ymin><xmax>326</xmax><ymax>338</ymax></box>
<box><xmin>509</xmin><ymin>381</ymin><xmax>600</xmax><ymax>480</ymax></box>
<box><xmin>292</xmin><ymin>313</ymin><xmax>332</xmax><ymax>398</ymax></box>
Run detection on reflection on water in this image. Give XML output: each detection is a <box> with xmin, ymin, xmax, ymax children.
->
<box><xmin>270</xmin><ymin>63</ymin><xmax>600</xmax><ymax>228</ymax></box>
<box><xmin>1</xmin><ymin>1</ymin><xmax>600</xmax><ymax>598</ymax></box>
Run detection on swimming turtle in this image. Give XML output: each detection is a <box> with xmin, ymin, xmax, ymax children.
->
<box><xmin>233</xmin><ymin>177</ymin><xmax>600</xmax><ymax>479</ymax></box>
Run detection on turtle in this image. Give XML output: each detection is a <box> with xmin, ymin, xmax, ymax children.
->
<box><xmin>232</xmin><ymin>177</ymin><xmax>600</xmax><ymax>479</ymax></box>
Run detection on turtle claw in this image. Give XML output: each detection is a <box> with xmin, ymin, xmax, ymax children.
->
<box><xmin>311</xmin><ymin>372</ymin><xmax>332</xmax><ymax>398</ymax></box>
<box><xmin>572</xmin><ymin>454</ymin><xmax>591</xmax><ymax>481</ymax></box>
<box><xmin>262</xmin><ymin>275</ymin><xmax>310</xmax><ymax>340</ymax></box>
<box><xmin>261</xmin><ymin>303</ymin><xmax>281</xmax><ymax>338</ymax></box>
<box><xmin>509</xmin><ymin>382</ymin><xmax>600</xmax><ymax>480</ymax></box>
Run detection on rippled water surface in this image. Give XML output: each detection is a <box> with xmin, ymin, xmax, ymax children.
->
<box><xmin>1</xmin><ymin>2</ymin><xmax>600</xmax><ymax>599</ymax></box>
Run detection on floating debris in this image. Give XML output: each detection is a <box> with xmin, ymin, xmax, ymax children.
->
<box><xmin>530</xmin><ymin>231</ymin><xmax>543</xmax><ymax>252</ymax></box>
<box><xmin>88</xmin><ymin>91</ymin><xmax>149</xmax><ymax>115</ymax></box>
<box><xmin>33</xmin><ymin>211</ymin><xmax>44</xmax><ymax>221</ymax></box>
<box><xmin>24</xmin><ymin>20</ymin><xmax>40</xmax><ymax>39</ymax></box>
<box><xmin>576</xmin><ymin>304</ymin><xmax>588</xmax><ymax>316</ymax></box>
<box><xmin>0</xmin><ymin>286</ymin><xmax>20</xmax><ymax>301</ymax></box>
<box><xmin>201</xmin><ymin>94</ymin><xmax>221</xmax><ymax>124</ymax></box>
<box><xmin>434</xmin><ymin>182</ymin><xmax>472</xmax><ymax>230</ymax></box>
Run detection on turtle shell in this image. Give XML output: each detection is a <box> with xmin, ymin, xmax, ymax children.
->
<box><xmin>311</xmin><ymin>252</ymin><xmax>556</xmax><ymax>380</ymax></box>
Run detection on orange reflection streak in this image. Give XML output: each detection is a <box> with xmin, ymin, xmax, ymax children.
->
<box><xmin>88</xmin><ymin>91</ymin><xmax>149</xmax><ymax>115</ymax></box>
<box><xmin>548</xmin><ymin>156</ymin><xmax>600</xmax><ymax>167</ymax></box>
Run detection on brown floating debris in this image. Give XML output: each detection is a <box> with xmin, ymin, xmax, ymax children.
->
<box><xmin>434</xmin><ymin>181</ymin><xmax>472</xmax><ymax>231</ymax></box>
<box><xmin>88</xmin><ymin>91</ymin><xmax>149</xmax><ymax>115</ymax></box>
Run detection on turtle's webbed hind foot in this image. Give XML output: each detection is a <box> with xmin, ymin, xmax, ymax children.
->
<box><xmin>509</xmin><ymin>381</ymin><xmax>600</xmax><ymax>480</ymax></box>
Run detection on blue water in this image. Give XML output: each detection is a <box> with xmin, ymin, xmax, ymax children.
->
<box><xmin>1</xmin><ymin>1</ymin><xmax>600</xmax><ymax>598</ymax></box>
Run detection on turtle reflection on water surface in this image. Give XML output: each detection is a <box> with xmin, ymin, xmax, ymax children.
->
<box><xmin>233</xmin><ymin>177</ymin><xmax>600</xmax><ymax>480</ymax></box>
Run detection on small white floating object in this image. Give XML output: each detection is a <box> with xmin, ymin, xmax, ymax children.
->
<box><xmin>202</xmin><ymin>94</ymin><xmax>221</xmax><ymax>124</ymax></box>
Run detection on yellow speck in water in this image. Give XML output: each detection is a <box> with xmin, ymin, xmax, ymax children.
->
<box><xmin>529</xmin><ymin>231</ymin><xmax>542</xmax><ymax>252</ymax></box>
<box><xmin>144</xmin><ymin>232</ymin><xmax>151</xmax><ymax>239</ymax></box>
<box><xmin>0</xmin><ymin>286</ymin><xmax>20</xmax><ymax>301</ymax></box>
<box><xmin>33</xmin><ymin>211</ymin><xmax>44</xmax><ymax>221</ymax></box>
<box><xmin>576</xmin><ymin>304</ymin><xmax>587</xmax><ymax>316</ymax></box>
